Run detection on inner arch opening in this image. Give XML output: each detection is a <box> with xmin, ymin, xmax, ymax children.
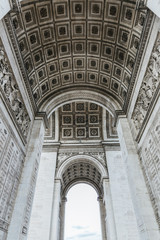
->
<box><xmin>64</xmin><ymin>183</ymin><xmax>102</xmax><ymax>240</ymax></box>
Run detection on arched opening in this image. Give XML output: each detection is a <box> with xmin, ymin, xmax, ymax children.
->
<box><xmin>56</xmin><ymin>154</ymin><xmax>108</xmax><ymax>240</ymax></box>
<box><xmin>64</xmin><ymin>183</ymin><xmax>102</xmax><ymax>240</ymax></box>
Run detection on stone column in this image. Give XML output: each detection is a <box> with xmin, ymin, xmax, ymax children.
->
<box><xmin>27</xmin><ymin>146</ymin><xmax>59</xmax><ymax>240</ymax></box>
<box><xmin>105</xmin><ymin>146</ymin><xmax>140</xmax><ymax>240</ymax></box>
<box><xmin>103</xmin><ymin>178</ymin><xmax>117</xmax><ymax>240</ymax></box>
<box><xmin>59</xmin><ymin>197</ymin><xmax>67</xmax><ymax>240</ymax></box>
<box><xmin>117</xmin><ymin>116</ymin><xmax>160</xmax><ymax>240</ymax></box>
<box><xmin>7</xmin><ymin>117</ymin><xmax>45</xmax><ymax>240</ymax></box>
<box><xmin>98</xmin><ymin>197</ymin><xmax>107</xmax><ymax>240</ymax></box>
<box><xmin>49</xmin><ymin>179</ymin><xmax>61</xmax><ymax>240</ymax></box>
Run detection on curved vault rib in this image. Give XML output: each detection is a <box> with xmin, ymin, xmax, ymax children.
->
<box><xmin>40</xmin><ymin>90</ymin><xmax>121</xmax><ymax>118</ymax></box>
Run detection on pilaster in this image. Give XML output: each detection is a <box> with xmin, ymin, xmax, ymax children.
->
<box><xmin>59</xmin><ymin>197</ymin><xmax>67</xmax><ymax>240</ymax></box>
<box><xmin>98</xmin><ymin>197</ymin><xmax>107</xmax><ymax>240</ymax></box>
<box><xmin>49</xmin><ymin>179</ymin><xmax>61</xmax><ymax>240</ymax></box>
<box><xmin>7</xmin><ymin>117</ymin><xmax>45</xmax><ymax>240</ymax></box>
<box><xmin>27</xmin><ymin>146</ymin><xmax>58</xmax><ymax>240</ymax></box>
<box><xmin>105</xmin><ymin>147</ymin><xmax>140</xmax><ymax>240</ymax></box>
<box><xmin>103</xmin><ymin>178</ymin><xmax>117</xmax><ymax>240</ymax></box>
<box><xmin>117</xmin><ymin>116</ymin><xmax>160</xmax><ymax>240</ymax></box>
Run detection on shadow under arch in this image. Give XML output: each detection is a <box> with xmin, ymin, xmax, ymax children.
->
<box><xmin>56</xmin><ymin>154</ymin><xmax>108</xmax><ymax>198</ymax></box>
<box><xmin>39</xmin><ymin>90</ymin><xmax>121</xmax><ymax>118</ymax></box>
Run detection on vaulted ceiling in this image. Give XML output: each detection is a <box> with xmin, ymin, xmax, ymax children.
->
<box><xmin>9</xmin><ymin>0</ymin><xmax>148</xmax><ymax>110</ymax></box>
<box><xmin>61</xmin><ymin>161</ymin><xmax>103</xmax><ymax>195</ymax></box>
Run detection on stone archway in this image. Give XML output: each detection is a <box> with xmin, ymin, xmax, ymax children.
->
<box><xmin>63</xmin><ymin>183</ymin><xmax>103</xmax><ymax>240</ymax></box>
<box><xmin>39</xmin><ymin>90</ymin><xmax>121</xmax><ymax>118</ymax></box>
<box><xmin>50</xmin><ymin>154</ymin><xmax>108</xmax><ymax>240</ymax></box>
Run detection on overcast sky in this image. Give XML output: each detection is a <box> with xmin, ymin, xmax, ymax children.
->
<box><xmin>64</xmin><ymin>183</ymin><xmax>102</xmax><ymax>240</ymax></box>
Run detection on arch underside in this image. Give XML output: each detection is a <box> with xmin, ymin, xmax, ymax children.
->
<box><xmin>56</xmin><ymin>154</ymin><xmax>108</xmax><ymax>198</ymax></box>
<box><xmin>9</xmin><ymin>0</ymin><xmax>148</xmax><ymax>112</ymax></box>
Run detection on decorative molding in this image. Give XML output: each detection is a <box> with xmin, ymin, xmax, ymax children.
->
<box><xmin>0</xmin><ymin>38</ymin><xmax>31</xmax><ymax>139</ymax></box>
<box><xmin>9</xmin><ymin>0</ymin><xmax>21</xmax><ymax>13</ymax></box>
<box><xmin>114</xmin><ymin>109</ymin><xmax>126</xmax><ymax>127</ymax></box>
<box><xmin>123</xmin><ymin>9</ymin><xmax>154</xmax><ymax>113</ymax></box>
<box><xmin>35</xmin><ymin>112</ymin><xmax>49</xmax><ymax>128</ymax></box>
<box><xmin>0</xmin><ymin>219</ymin><xmax>9</xmax><ymax>232</ymax></box>
<box><xmin>58</xmin><ymin>150</ymin><xmax>106</xmax><ymax>167</ymax></box>
<box><xmin>136</xmin><ymin>0</ymin><xmax>148</xmax><ymax>9</ymax></box>
<box><xmin>132</xmin><ymin>32</ymin><xmax>160</xmax><ymax>132</ymax></box>
<box><xmin>4</xmin><ymin>15</ymin><xmax>37</xmax><ymax>113</ymax></box>
<box><xmin>44</xmin><ymin>112</ymin><xmax>55</xmax><ymax>140</ymax></box>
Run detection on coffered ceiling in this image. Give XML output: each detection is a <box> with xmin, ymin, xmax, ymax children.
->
<box><xmin>61</xmin><ymin>161</ymin><xmax>103</xmax><ymax>195</ymax></box>
<box><xmin>59</xmin><ymin>102</ymin><xmax>102</xmax><ymax>141</ymax></box>
<box><xmin>10</xmin><ymin>0</ymin><xmax>147</xmax><ymax>109</ymax></box>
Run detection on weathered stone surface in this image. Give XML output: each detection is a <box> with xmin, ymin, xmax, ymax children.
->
<box><xmin>0</xmin><ymin>38</ymin><xmax>30</xmax><ymax>139</ymax></box>
<box><xmin>132</xmin><ymin>33</ymin><xmax>160</xmax><ymax>130</ymax></box>
<box><xmin>139</xmin><ymin>107</ymin><xmax>160</xmax><ymax>226</ymax></box>
<box><xmin>0</xmin><ymin>110</ymin><xmax>24</xmax><ymax>240</ymax></box>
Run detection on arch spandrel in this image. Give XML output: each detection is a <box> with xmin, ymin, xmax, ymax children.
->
<box><xmin>8</xmin><ymin>0</ymin><xmax>147</xmax><ymax>112</ymax></box>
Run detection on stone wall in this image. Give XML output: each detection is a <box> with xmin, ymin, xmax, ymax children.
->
<box><xmin>0</xmin><ymin>109</ymin><xmax>25</xmax><ymax>240</ymax></box>
<box><xmin>139</xmin><ymin>107</ymin><xmax>160</xmax><ymax>226</ymax></box>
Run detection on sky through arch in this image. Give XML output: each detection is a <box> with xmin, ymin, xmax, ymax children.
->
<box><xmin>64</xmin><ymin>183</ymin><xmax>102</xmax><ymax>240</ymax></box>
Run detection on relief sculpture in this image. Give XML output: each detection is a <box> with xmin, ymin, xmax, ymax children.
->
<box><xmin>132</xmin><ymin>33</ymin><xmax>160</xmax><ymax>130</ymax></box>
<box><xmin>0</xmin><ymin>39</ymin><xmax>30</xmax><ymax>138</ymax></box>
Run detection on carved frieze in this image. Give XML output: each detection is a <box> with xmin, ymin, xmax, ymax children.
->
<box><xmin>139</xmin><ymin>108</ymin><xmax>160</xmax><ymax>226</ymax></box>
<box><xmin>58</xmin><ymin>150</ymin><xmax>106</xmax><ymax>167</ymax></box>
<box><xmin>0</xmin><ymin>113</ymin><xmax>25</xmax><ymax>237</ymax></box>
<box><xmin>0</xmin><ymin>38</ymin><xmax>30</xmax><ymax>139</ymax></box>
<box><xmin>132</xmin><ymin>33</ymin><xmax>160</xmax><ymax>130</ymax></box>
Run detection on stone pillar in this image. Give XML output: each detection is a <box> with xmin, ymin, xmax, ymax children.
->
<box><xmin>117</xmin><ymin>117</ymin><xmax>160</xmax><ymax>240</ymax></box>
<box><xmin>103</xmin><ymin>178</ymin><xmax>117</xmax><ymax>240</ymax></box>
<box><xmin>105</xmin><ymin>146</ymin><xmax>140</xmax><ymax>240</ymax></box>
<box><xmin>98</xmin><ymin>197</ymin><xmax>107</xmax><ymax>240</ymax></box>
<box><xmin>27</xmin><ymin>146</ymin><xmax>59</xmax><ymax>240</ymax></box>
<box><xmin>49</xmin><ymin>179</ymin><xmax>61</xmax><ymax>240</ymax></box>
<box><xmin>7</xmin><ymin>117</ymin><xmax>45</xmax><ymax>240</ymax></box>
<box><xmin>59</xmin><ymin>197</ymin><xmax>67</xmax><ymax>240</ymax></box>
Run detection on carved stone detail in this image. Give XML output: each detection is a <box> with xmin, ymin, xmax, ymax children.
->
<box><xmin>0</xmin><ymin>38</ymin><xmax>30</xmax><ymax>138</ymax></box>
<box><xmin>58</xmin><ymin>150</ymin><xmax>106</xmax><ymax>166</ymax></box>
<box><xmin>139</xmin><ymin>108</ymin><xmax>160</xmax><ymax>226</ymax></box>
<box><xmin>0</xmin><ymin>114</ymin><xmax>25</xmax><ymax>238</ymax></box>
<box><xmin>132</xmin><ymin>33</ymin><xmax>160</xmax><ymax>130</ymax></box>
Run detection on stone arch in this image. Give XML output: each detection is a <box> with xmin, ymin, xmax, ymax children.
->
<box><xmin>56</xmin><ymin>154</ymin><xmax>108</xmax><ymax>240</ymax></box>
<box><xmin>57</xmin><ymin>154</ymin><xmax>108</xmax><ymax>197</ymax></box>
<box><xmin>39</xmin><ymin>90</ymin><xmax>121</xmax><ymax>118</ymax></box>
<box><xmin>57</xmin><ymin>154</ymin><xmax>108</xmax><ymax>179</ymax></box>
